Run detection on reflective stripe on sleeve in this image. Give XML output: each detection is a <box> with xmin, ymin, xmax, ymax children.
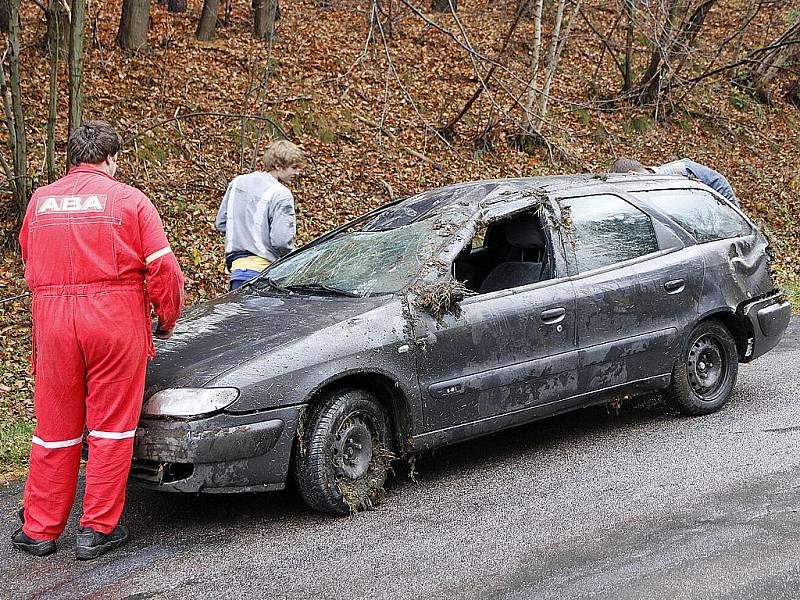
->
<box><xmin>31</xmin><ymin>435</ymin><xmax>83</xmax><ymax>449</ymax></box>
<box><xmin>144</xmin><ymin>246</ymin><xmax>172</xmax><ymax>265</ymax></box>
<box><xmin>88</xmin><ymin>429</ymin><xmax>137</xmax><ymax>440</ymax></box>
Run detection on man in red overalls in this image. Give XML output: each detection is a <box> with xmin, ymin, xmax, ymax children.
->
<box><xmin>12</xmin><ymin>121</ymin><xmax>184</xmax><ymax>559</ymax></box>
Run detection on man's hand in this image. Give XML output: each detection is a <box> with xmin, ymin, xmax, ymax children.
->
<box><xmin>154</xmin><ymin>327</ymin><xmax>174</xmax><ymax>340</ymax></box>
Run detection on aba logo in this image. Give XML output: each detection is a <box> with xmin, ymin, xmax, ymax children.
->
<box><xmin>36</xmin><ymin>195</ymin><xmax>107</xmax><ymax>214</ymax></box>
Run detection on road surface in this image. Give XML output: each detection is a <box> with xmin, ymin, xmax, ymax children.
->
<box><xmin>1</xmin><ymin>320</ymin><xmax>798</xmax><ymax>599</ymax></box>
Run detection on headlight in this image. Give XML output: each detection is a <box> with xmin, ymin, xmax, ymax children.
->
<box><xmin>142</xmin><ymin>388</ymin><xmax>239</xmax><ymax>418</ymax></box>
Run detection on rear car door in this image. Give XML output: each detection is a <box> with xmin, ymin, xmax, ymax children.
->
<box><xmin>630</xmin><ymin>187</ymin><xmax>767</xmax><ymax>305</ymax></box>
<box><xmin>560</xmin><ymin>194</ymin><xmax>682</xmax><ymax>397</ymax></box>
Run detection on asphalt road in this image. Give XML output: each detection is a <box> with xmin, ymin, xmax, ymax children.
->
<box><xmin>1</xmin><ymin>321</ymin><xmax>799</xmax><ymax>600</ymax></box>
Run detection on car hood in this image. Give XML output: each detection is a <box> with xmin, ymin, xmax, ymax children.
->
<box><xmin>144</xmin><ymin>290</ymin><xmax>392</xmax><ymax>397</ymax></box>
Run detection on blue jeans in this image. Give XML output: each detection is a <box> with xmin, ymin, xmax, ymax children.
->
<box><xmin>229</xmin><ymin>269</ymin><xmax>262</xmax><ymax>291</ymax></box>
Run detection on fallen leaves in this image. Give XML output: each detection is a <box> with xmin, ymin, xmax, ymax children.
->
<box><xmin>0</xmin><ymin>0</ymin><xmax>798</xmax><ymax>422</ymax></box>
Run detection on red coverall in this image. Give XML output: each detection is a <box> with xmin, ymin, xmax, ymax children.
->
<box><xmin>18</xmin><ymin>164</ymin><xmax>184</xmax><ymax>540</ymax></box>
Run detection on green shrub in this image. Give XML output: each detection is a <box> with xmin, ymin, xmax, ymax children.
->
<box><xmin>729</xmin><ymin>93</ymin><xmax>750</xmax><ymax>111</ymax></box>
<box><xmin>0</xmin><ymin>420</ymin><xmax>34</xmax><ymax>478</ymax></box>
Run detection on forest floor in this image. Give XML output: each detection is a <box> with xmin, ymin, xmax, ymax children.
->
<box><xmin>1</xmin><ymin>0</ymin><xmax>798</xmax><ymax>478</ymax></box>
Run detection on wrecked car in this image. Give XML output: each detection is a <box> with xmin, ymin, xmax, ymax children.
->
<box><xmin>132</xmin><ymin>174</ymin><xmax>791</xmax><ymax>514</ymax></box>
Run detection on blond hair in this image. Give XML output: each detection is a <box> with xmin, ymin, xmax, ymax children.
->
<box><xmin>263</xmin><ymin>140</ymin><xmax>304</xmax><ymax>171</ymax></box>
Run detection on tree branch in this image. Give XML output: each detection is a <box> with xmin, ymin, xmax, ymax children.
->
<box><xmin>441</xmin><ymin>1</ymin><xmax>526</xmax><ymax>133</ymax></box>
<box><xmin>126</xmin><ymin>111</ymin><xmax>290</xmax><ymax>142</ymax></box>
<box><xmin>688</xmin><ymin>39</ymin><xmax>800</xmax><ymax>84</ymax></box>
<box><xmin>371</xmin><ymin>2</ymin><xmax>451</xmax><ymax>148</ymax></box>
<box><xmin>677</xmin><ymin>0</ymin><xmax>763</xmax><ymax>104</ymax></box>
<box><xmin>353</xmin><ymin>112</ymin><xmax>445</xmax><ymax>172</ymax></box>
<box><xmin>579</xmin><ymin>5</ymin><xmax>625</xmax><ymax>80</ymax></box>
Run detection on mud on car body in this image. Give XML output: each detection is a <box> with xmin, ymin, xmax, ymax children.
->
<box><xmin>132</xmin><ymin>174</ymin><xmax>791</xmax><ymax>514</ymax></box>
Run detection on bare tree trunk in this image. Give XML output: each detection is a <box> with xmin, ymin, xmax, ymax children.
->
<box><xmin>523</xmin><ymin>0</ymin><xmax>545</xmax><ymax>130</ymax></box>
<box><xmin>638</xmin><ymin>0</ymin><xmax>679</xmax><ymax>104</ymax></box>
<box><xmin>745</xmin><ymin>18</ymin><xmax>800</xmax><ymax>100</ymax></box>
<box><xmin>623</xmin><ymin>0</ymin><xmax>634</xmax><ymax>92</ymax></box>
<box><xmin>0</xmin><ymin>0</ymin><xmax>10</xmax><ymax>33</ymax></box>
<box><xmin>252</xmin><ymin>0</ymin><xmax>277</xmax><ymax>40</ymax></box>
<box><xmin>441</xmin><ymin>5</ymin><xmax>525</xmax><ymax>135</ymax></box>
<box><xmin>46</xmin><ymin>0</ymin><xmax>70</xmax><ymax>52</ymax></box>
<box><xmin>534</xmin><ymin>0</ymin><xmax>581</xmax><ymax>134</ymax></box>
<box><xmin>637</xmin><ymin>0</ymin><xmax>717</xmax><ymax>104</ymax></box>
<box><xmin>1</xmin><ymin>0</ymin><xmax>29</xmax><ymax>224</ymax></box>
<box><xmin>68</xmin><ymin>0</ymin><xmax>85</xmax><ymax>139</ymax></box>
<box><xmin>197</xmin><ymin>0</ymin><xmax>221</xmax><ymax>40</ymax></box>
<box><xmin>9</xmin><ymin>0</ymin><xmax>27</xmax><ymax>208</ymax></box>
<box><xmin>431</xmin><ymin>0</ymin><xmax>456</xmax><ymax>11</ymax></box>
<box><xmin>168</xmin><ymin>0</ymin><xmax>186</xmax><ymax>12</ymax></box>
<box><xmin>787</xmin><ymin>77</ymin><xmax>800</xmax><ymax>107</ymax></box>
<box><xmin>117</xmin><ymin>0</ymin><xmax>151</xmax><ymax>50</ymax></box>
<box><xmin>47</xmin><ymin>0</ymin><xmax>62</xmax><ymax>182</ymax></box>
<box><xmin>0</xmin><ymin>64</ymin><xmax>17</xmax><ymax>189</ymax></box>
<box><xmin>671</xmin><ymin>0</ymin><xmax>719</xmax><ymax>74</ymax></box>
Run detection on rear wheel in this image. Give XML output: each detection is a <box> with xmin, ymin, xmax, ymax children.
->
<box><xmin>665</xmin><ymin>320</ymin><xmax>738</xmax><ymax>415</ymax></box>
<box><xmin>294</xmin><ymin>389</ymin><xmax>393</xmax><ymax>515</ymax></box>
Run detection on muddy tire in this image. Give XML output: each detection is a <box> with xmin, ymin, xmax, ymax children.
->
<box><xmin>294</xmin><ymin>389</ymin><xmax>392</xmax><ymax>515</ymax></box>
<box><xmin>664</xmin><ymin>320</ymin><xmax>738</xmax><ymax>416</ymax></box>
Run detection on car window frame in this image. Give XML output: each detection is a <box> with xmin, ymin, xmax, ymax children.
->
<box><xmin>448</xmin><ymin>201</ymin><xmax>575</xmax><ymax>306</ymax></box>
<box><xmin>556</xmin><ymin>192</ymin><xmax>668</xmax><ymax>278</ymax></box>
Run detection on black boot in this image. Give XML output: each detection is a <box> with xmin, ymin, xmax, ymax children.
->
<box><xmin>75</xmin><ymin>525</ymin><xmax>130</xmax><ymax>560</ymax></box>
<box><xmin>11</xmin><ymin>528</ymin><xmax>57</xmax><ymax>557</ymax></box>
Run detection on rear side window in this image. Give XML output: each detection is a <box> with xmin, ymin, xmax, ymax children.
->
<box><xmin>633</xmin><ymin>189</ymin><xmax>751</xmax><ymax>243</ymax></box>
<box><xmin>562</xmin><ymin>195</ymin><xmax>659</xmax><ymax>273</ymax></box>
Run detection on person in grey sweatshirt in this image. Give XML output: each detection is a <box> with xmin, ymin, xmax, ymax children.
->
<box><xmin>610</xmin><ymin>157</ymin><xmax>739</xmax><ymax>207</ymax></box>
<box><xmin>215</xmin><ymin>141</ymin><xmax>305</xmax><ymax>290</ymax></box>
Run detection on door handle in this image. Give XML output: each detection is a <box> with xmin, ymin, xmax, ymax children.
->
<box><xmin>540</xmin><ymin>307</ymin><xmax>566</xmax><ymax>324</ymax></box>
<box><xmin>664</xmin><ymin>279</ymin><xmax>685</xmax><ymax>294</ymax></box>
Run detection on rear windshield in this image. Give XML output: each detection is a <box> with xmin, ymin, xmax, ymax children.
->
<box><xmin>633</xmin><ymin>189</ymin><xmax>752</xmax><ymax>243</ymax></box>
<box><xmin>261</xmin><ymin>217</ymin><xmax>440</xmax><ymax>296</ymax></box>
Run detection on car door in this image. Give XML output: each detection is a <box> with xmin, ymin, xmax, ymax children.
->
<box><xmin>410</xmin><ymin>215</ymin><xmax>578</xmax><ymax>439</ymax></box>
<box><xmin>630</xmin><ymin>186</ymin><xmax>760</xmax><ymax>317</ymax></box>
<box><xmin>561</xmin><ymin>193</ymin><xmax>679</xmax><ymax>396</ymax></box>
<box><xmin>622</xmin><ymin>190</ymin><xmax>705</xmax><ymax>371</ymax></box>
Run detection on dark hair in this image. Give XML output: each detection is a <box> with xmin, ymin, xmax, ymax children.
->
<box><xmin>67</xmin><ymin>121</ymin><xmax>123</xmax><ymax>166</ymax></box>
<box><xmin>610</xmin><ymin>157</ymin><xmax>647</xmax><ymax>173</ymax></box>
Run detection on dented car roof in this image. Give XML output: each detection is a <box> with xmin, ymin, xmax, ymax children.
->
<box><xmin>362</xmin><ymin>173</ymin><xmax>735</xmax><ymax>231</ymax></box>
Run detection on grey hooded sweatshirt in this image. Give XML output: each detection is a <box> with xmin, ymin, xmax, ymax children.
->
<box><xmin>215</xmin><ymin>172</ymin><xmax>296</xmax><ymax>263</ymax></box>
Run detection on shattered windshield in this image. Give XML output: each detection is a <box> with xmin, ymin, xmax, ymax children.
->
<box><xmin>256</xmin><ymin>217</ymin><xmax>442</xmax><ymax>297</ymax></box>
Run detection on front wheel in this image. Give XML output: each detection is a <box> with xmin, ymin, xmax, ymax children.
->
<box><xmin>294</xmin><ymin>389</ymin><xmax>393</xmax><ymax>515</ymax></box>
<box><xmin>664</xmin><ymin>320</ymin><xmax>739</xmax><ymax>416</ymax></box>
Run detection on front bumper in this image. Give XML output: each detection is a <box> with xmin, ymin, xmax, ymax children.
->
<box><xmin>741</xmin><ymin>290</ymin><xmax>791</xmax><ymax>362</ymax></box>
<box><xmin>130</xmin><ymin>405</ymin><xmax>302</xmax><ymax>493</ymax></box>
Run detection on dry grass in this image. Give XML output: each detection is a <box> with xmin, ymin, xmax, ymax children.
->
<box><xmin>414</xmin><ymin>280</ymin><xmax>474</xmax><ymax>321</ymax></box>
<box><xmin>337</xmin><ymin>444</ymin><xmax>395</xmax><ymax>516</ymax></box>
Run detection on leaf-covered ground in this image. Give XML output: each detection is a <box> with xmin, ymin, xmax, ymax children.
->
<box><xmin>1</xmin><ymin>0</ymin><xmax>798</xmax><ymax>469</ymax></box>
